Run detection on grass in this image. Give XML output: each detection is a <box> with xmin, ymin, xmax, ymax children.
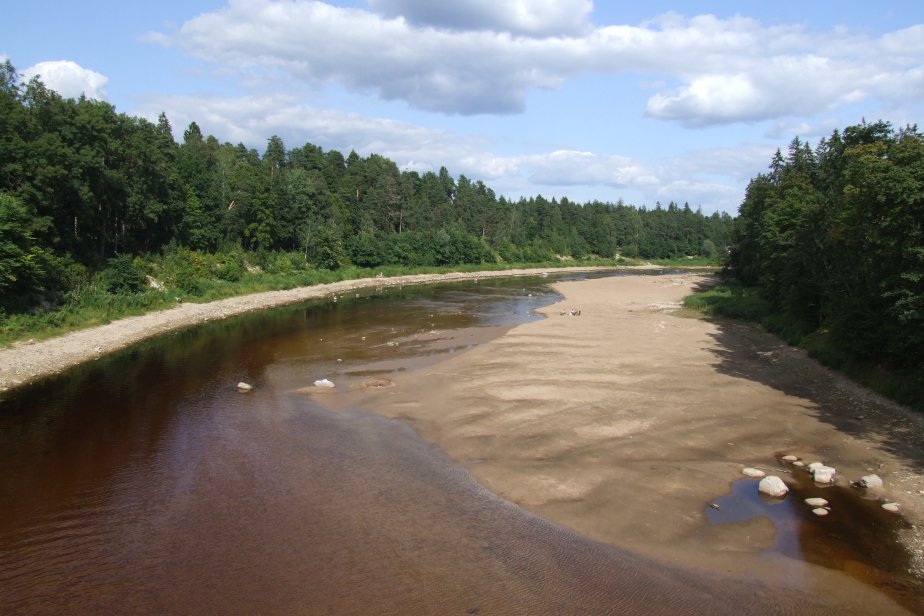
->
<box><xmin>683</xmin><ymin>279</ymin><xmax>923</xmax><ymax>412</ymax></box>
<box><xmin>1</xmin><ymin>254</ymin><xmax>717</xmax><ymax>347</ymax></box>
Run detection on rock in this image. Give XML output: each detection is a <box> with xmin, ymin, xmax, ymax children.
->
<box><xmin>807</xmin><ymin>462</ymin><xmax>825</xmax><ymax>470</ymax></box>
<box><xmin>314</xmin><ymin>378</ymin><xmax>335</xmax><ymax>388</ymax></box>
<box><xmin>237</xmin><ymin>382</ymin><xmax>253</xmax><ymax>391</ymax></box>
<box><xmin>758</xmin><ymin>476</ymin><xmax>789</xmax><ymax>497</ymax></box>
<box><xmin>742</xmin><ymin>467</ymin><xmax>766</xmax><ymax>478</ymax></box>
<box><xmin>858</xmin><ymin>474</ymin><xmax>883</xmax><ymax>490</ymax></box>
<box><xmin>882</xmin><ymin>502</ymin><xmax>900</xmax><ymax>513</ymax></box>
<box><xmin>805</xmin><ymin>497</ymin><xmax>828</xmax><ymax>507</ymax></box>
<box><xmin>812</xmin><ymin>508</ymin><xmax>829</xmax><ymax>516</ymax></box>
<box><xmin>812</xmin><ymin>466</ymin><xmax>836</xmax><ymax>484</ymax></box>
<box><xmin>792</xmin><ymin>461</ymin><xmax>805</xmax><ymax>467</ymax></box>
<box><xmin>781</xmin><ymin>455</ymin><xmax>799</xmax><ymax>462</ymax></box>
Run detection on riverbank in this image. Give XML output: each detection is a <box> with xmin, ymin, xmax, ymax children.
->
<box><xmin>330</xmin><ymin>273</ymin><xmax>924</xmax><ymax>612</ymax></box>
<box><xmin>0</xmin><ymin>266</ymin><xmax>638</xmax><ymax>393</ymax></box>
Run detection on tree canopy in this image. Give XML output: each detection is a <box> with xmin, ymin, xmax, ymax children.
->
<box><xmin>0</xmin><ymin>60</ymin><xmax>731</xmax><ymax>312</ymax></box>
<box><xmin>728</xmin><ymin>120</ymin><xmax>924</xmax><ymax>388</ymax></box>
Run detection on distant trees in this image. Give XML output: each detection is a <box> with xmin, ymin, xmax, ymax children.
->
<box><xmin>728</xmin><ymin>120</ymin><xmax>924</xmax><ymax>387</ymax></box>
<box><xmin>0</xmin><ymin>60</ymin><xmax>732</xmax><ymax>313</ymax></box>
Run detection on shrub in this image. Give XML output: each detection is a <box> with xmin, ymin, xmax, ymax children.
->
<box><xmin>100</xmin><ymin>254</ymin><xmax>144</xmax><ymax>294</ymax></box>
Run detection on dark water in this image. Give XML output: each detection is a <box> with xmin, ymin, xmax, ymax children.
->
<box><xmin>0</xmin><ymin>274</ymin><xmax>916</xmax><ymax>614</ymax></box>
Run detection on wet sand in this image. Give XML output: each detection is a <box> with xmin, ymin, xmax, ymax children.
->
<box><xmin>331</xmin><ymin>273</ymin><xmax>924</xmax><ymax>611</ymax></box>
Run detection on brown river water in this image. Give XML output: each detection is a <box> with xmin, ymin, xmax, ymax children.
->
<box><xmin>0</xmin><ymin>274</ymin><xmax>920</xmax><ymax>615</ymax></box>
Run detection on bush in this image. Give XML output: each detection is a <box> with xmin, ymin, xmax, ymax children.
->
<box><xmin>100</xmin><ymin>254</ymin><xmax>144</xmax><ymax>294</ymax></box>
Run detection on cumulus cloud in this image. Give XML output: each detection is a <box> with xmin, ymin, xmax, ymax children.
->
<box><xmin>367</xmin><ymin>0</ymin><xmax>593</xmax><ymax>36</ymax></box>
<box><xmin>22</xmin><ymin>60</ymin><xmax>108</xmax><ymax>100</ymax></box>
<box><xmin>150</xmin><ymin>2</ymin><xmax>924</xmax><ymax>123</ymax></box>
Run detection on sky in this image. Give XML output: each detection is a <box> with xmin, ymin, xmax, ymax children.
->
<box><xmin>3</xmin><ymin>1</ymin><xmax>924</xmax><ymax>215</ymax></box>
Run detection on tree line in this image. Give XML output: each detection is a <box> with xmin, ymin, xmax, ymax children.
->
<box><xmin>1</xmin><ymin>60</ymin><xmax>732</xmax><ymax>312</ymax></box>
<box><xmin>727</xmin><ymin>120</ymin><xmax>923</xmax><ymax>399</ymax></box>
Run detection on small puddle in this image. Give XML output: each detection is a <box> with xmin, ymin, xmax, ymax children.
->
<box><xmin>707</xmin><ymin>462</ymin><xmax>922</xmax><ymax>611</ymax></box>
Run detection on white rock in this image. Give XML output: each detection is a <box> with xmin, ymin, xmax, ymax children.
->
<box><xmin>314</xmin><ymin>378</ymin><xmax>335</xmax><ymax>388</ymax></box>
<box><xmin>812</xmin><ymin>508</ymin><xmax>829</xmax><ymax>516</ymax></box>
<box><xmin>807</xmin><ymin>462</ymin><xmax>825</xmax><ymax>470</ymax></box>
<box><xmin>742</xmin><ymin>467</ymin><xmax>766</xmax><ymax>478</ymax></box>
<box><xmin>237</xmin><ymin>382</ymin><xmax>253</xmax><ymax>391</ymax></box>
<box><xmin>792</xmin><ymin>461</ymin><xmax>806</xmax><ymax>468</ymax></box>
<box><xmin>859</xmin><ymin>474</ymin><xmax>883</xmax><ymax>490</ymax></box>
<box><xmin>882</xmin><ymin>502</ymin><xmax>900</xmax><ymax>513</ymax></box>
<box><xmin>813</xmin><ymin>466</ymin><xmax>836</xmax><ymax>484</ymax></box>
<box><xmin>805</xmin><ymin>497</ymin><xmax>828</xmax><ymax>507</ymax></box>
<box><xmin>781</xmin><ymin>455</ymin><xmax>799</xmax><ymax>462</ymax></box>
<box><xmin>758</xmin><ymin>476</ymin><xmax>789</xmax><ymax>497</ymax></box>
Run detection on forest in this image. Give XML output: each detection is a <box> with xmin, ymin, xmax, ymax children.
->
<box><xmin>719</xmin><ymin>120</ymin><xmax>924</xmax><ymax>407</ymax></box>
<box><xmin>1</xmin><ymin>59</ymin><xmax>730</xmax><ymax>321</ymax></box>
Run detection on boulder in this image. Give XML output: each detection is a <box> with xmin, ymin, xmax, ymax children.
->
<box><xmin>812</xmin><ymin>466</ymin><xmax>836</xmax><ymax>484</ymax></box>
<box><xmin>758</xmin><ymin>476</ymin><xmax>789</xmax><ymax>497</ymax></box>
<box><xmin>812</xmin><ymin>508</ymin><xmax>829</xmax><ymax>516</ymax></box>
<box><xmin>807</xmin><ymin>462</ymin><xmax>825</xmax><ymax>470</ymax></box>
<box><xmin>882</xmin><ymin>502</ymin><xmax>900</xmax><ymax>513</ymax></box>
<box><xmin>314</xmin><ymin>378</ymin><xmax>335</xmax><ymax>388</ymax></box>
<box><xmin>237</xmin><ymin>382</ymin><xmax>253</xmax><ymax>391</ymax></box>
<box><xmin>858</xmin><ymin>474</ymin><xmax>883</xmax><ymax>490</ymax></box>
<box><xmin>781</xmin><ymin>455</ymin><xmax>799</xmax><ymax>462</ymax></box>
<box><xmin>742</xmin><ymin>467</ymin><xmax>766</xmax><ymax>478</ymax></box>
<box><xmin>804</xmin><ymin>497</ymin><xmax>828</xmax><ymax>508</ymax></box>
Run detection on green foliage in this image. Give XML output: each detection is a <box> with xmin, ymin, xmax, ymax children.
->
<box><xmin>724</xmin><ymin>120</ymin><xmax>924</xmax><ymax>410</ymax></box>
<box><xmin>99</xmin><ymin>254</ymin><xmax>144</xmax><ymax>294</ymax></box>
<box><xmin>0</xmin><ymin>193</ymin><xmax>48</xmax><ymax>298</ymax></box>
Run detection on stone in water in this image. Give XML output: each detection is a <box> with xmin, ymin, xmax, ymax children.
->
<box><xmin>314</xmin><ymin>378</ymin><xmax>335</xmax><ymax>388</ymax></box>
<box><xmin>742</xmin><ymin>467</ymin><xmax>766</xmax><ymax>478</ymax></box>
<box><xmin>758</xmin><ymin>476</ymin><xmax>789</xmax><ymax>497</ymax></box>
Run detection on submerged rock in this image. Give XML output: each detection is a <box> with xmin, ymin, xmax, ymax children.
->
<box><xmin>758</xmin><ymin>476</ymin><xmax>789</xmax><ymax>497</ymax></box>
<box><xmin>742</xmin><ymin>467</ymin><xmax>766</xmax><ymax>478</ymax></box>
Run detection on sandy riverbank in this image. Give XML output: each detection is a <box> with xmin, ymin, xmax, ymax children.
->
<box><xmin>0</xmin><ymin>266</ymin><xmax>628</xmax><ymax>393</ymax></box>
<box><xmin>329</xmin><ymin>273</ymin><xmax>924</xmax><ymax>612</ymax></box>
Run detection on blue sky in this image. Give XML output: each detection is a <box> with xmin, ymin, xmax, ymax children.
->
<box><xmin>3</xmin><ymin>1</ymin><xmax>923</xmax><ymax>214</ymax></box>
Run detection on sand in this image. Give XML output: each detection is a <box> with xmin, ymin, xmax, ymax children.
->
<box><xmin>330</xmin><ymin>273</ymin><xmax>924</xmax><ymax>605</ymax></box>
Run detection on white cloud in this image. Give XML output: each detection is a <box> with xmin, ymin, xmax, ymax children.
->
<box><xmin>521</xmin><ymin>150</ymin><xmax>658</xmax><ymax>188</ymax></box>
<box><xmin>151</xmin><ymin>2</ymin><xmax>924</xmax><ymax>124</ymax></box>
<box><xmin>367</xmin><ymin>0</ymin><xmax>593</xmax><ymax>36</ymax></box>
<box><xmin>21</xmin><ymin>60</ymin><xmax>108</xmax><ymax>100</ymax></box>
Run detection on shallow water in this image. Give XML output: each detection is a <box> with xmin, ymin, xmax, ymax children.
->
<box><xmin>0</xmin><ymin>273</ymin><xmax>918</xmax><ymax>614</ymax></box>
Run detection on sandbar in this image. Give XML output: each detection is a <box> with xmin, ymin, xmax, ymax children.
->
<box><xmin>332</xmin><ymin>273</ymin><xmax>924</xmax><ymax>611</ymax></box>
